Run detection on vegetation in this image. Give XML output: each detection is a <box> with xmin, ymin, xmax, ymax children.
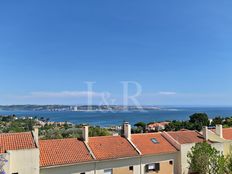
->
<box><xmin>0</xmin><ymin>115</ymin><xmax>111</xmax><ymax>139</ymax></box>
<box><xmin>188</xmin><ymin>142</ymin><xmax>232</xmax><ymax>174</ymax></box>
<box><xmin>0</xmin><ymin>115</ymin><xmax>35</xmax><ymax>133</ymax></box>
<box><xmin>131</xmin><ymin>113</ymin><xmax>232</xmax><ymax>133</ymax></box>
<box><xmin>165</xmin><ymin>113</ymin><xmax>209</xmax><ymax>131</ymax></box>
<box><xmin>133</xmin><ymin>122</ymin><xmax>147</xmax><ymax>133</ymax></box>
<box><xmin>165</xmin><ymin>113</ymin><xmax>232</xmax><ymax>132</ymax></box>
<box><xmin>2</xmin><ymin>112</ymin><xmax>232</xmax><ymax>139</ymax></box>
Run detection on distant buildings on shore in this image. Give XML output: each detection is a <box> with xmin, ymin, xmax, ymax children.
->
<box><xmin>0</xmin><ymin>104</ymin><xmax>161</xmax><ymax>112</ymax></box>
<box><xmin>147</xmin><ymin>122</ymin><xmax>170</xmax><ymax>131</ymax></box>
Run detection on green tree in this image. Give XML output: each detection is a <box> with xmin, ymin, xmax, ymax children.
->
<box><xmin>187</xmin><ymin>142</ymin><xmax>227</xmax><ymax>174</ymax></box>
<box><xmin>189</xmin><ymin>113</ymin><xmax>209</xmax><ymax>125</ymax></box>
<box><xmin>134</xmin><ymin>122</ymin><xmax>146</xmax><ymax>132</ymax></box>
<box><xmin>189</xmin><ymin>113</ymin><xmax>209</xmax><ymax>131</ymax></box>
<box><xmin>89</xmin><ymin>126</ymin><xmax>110</xmax><ymax>137</ymax></box>
<box><xmin>211</xmin><ymin>116</ymin><xmax>224</xmax><ymax>126</ymax></box>
<box><xmin>225</xmin><ymin>149</ymin><xmax>232</xmax><ymax>173</ymax></box>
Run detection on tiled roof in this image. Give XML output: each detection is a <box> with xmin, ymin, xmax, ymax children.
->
<box><xmin>168</xmin><ymin>130</ymin><xmax>205</xmax><ymax>144</ymax></box>
<box><xmin>39</xmin><ymin>138</ymin><xmax>94</xmax><ymax>167</ymax></box>
<box><xmin>221</xmin><ymin>128</ymin><xmax>232</xmax><ymax>140</ymax></box>
<box><xmin>131</xmin><ymin>133</ymin><xmax>177</xmax><ymax>155</ymax></box>
<box><xmin>88</xmin><ymin>136</ymin><xmax>139</xmax><ymax>160</ymax></box>
<box><xmin>0</xmin><ymin>132</ymin><xmax>36</xmax><ymax>154</ymax></box>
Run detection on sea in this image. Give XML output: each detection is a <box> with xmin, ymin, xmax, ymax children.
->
<box><xmin>1</xmin><ymin>107</ymin><xmax>232</xmax><ymax>127</ymax></box>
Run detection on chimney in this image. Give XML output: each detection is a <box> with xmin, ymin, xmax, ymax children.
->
<box><xmin>33</xmin><ymin>126</ymin><xmax>40</xmax><ymax>146</ymax></box>
<box><xmin>216</xmin><ymin>124</ymin><xmax>223</xmax><ymax>138</ymax></box>
<box><xmin>203</xmin><ymin>126</ymin><xmax>208</xmax><ymax>140</ymax></box>
<box><xmin>123</xmin><ymin>122</ymin><xmax>131</xmax><ymax>140</ymax></box>
<box><xmin>82</xmin><ymin>125</ymin><xmax>89</xmax><ymax>143</ymax></box>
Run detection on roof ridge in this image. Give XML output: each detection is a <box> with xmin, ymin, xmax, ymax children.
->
<box><xmin>0</xmin><ymin>131</ymin><xmax>31</xmax><ymax>136</ymax></box>
<box><xmin>39</xmin><ymin>137</ymin><xmax>79</xmax><ymax>142</ymax></box>
<box><xmin>131</xmin><ymin>132</ymin><xmax>161</xmax><ymax>136</ymax></box>
<box><xmin>83</xmin><ymin>141</ymin><xmax>96</xmax><ymax>160</ymax></box>
<box><xmin>125</xmin><ymin>138</ymin><xmax>141</xmax><ymax>155</ymax></box>
<box><xmin>89</xmin><ymin>135</ymin><xmax>121</xmax><ymax>139</ymax></box>
<box><xmin>161</xmin><ymin>132</ymin><xmax>181</xmax><ymax>150</ymax></box>
<box><xmin>223</xmin><ymin>127</ymin><xmax>232</xmax><ymax>129</ymax></box>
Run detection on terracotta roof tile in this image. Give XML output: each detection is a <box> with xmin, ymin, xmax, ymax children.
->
<box><xmin>0</xmin><ymin>132</ymin><xmax>36</xmax><ymax>154</ymax></box>
<box><xmin>168</xmin><ymin>130</ymin><xmax>205</xmax><ymax>144</ymax></box>
<box><xmin>131</xmin><ymin>133</ymin><xmax>177</xmax><ymax>155</ymax></box>
<box><xmin>88</xmin><ymin>136</ymin><xmax>139</xmax><ymax>160</ymax></box>
<box><xmin>221</xmin><ymin>128</ymin><xmax>232</xmax><ymax>140</ymax></box>
<box><xmin>39</xmin><ymin>138</ymin><xmax>94</xmax><ymax>167</ymax></box>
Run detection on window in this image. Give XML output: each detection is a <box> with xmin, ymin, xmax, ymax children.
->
<box><xmin>104</xmin><ymin>169</ymin><xmax>112</xmax><ymax>174</ymax></box>
<box><xmin>151</xmin><ymin>138</ymin><xmax>159</xmax><ymax>144</ymax></box>
<box><xmin>145</xmin><ymin>163</ymin><xmax>160</xmax><ymax>172</ymax></box>
<box><xmin>129</xmin><ymin>166</ymin><xmax>134</xmax><ymax>171</ymax></box>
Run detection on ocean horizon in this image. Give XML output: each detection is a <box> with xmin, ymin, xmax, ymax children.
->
<box><xmin>1</xmin><ymin>106</ymin><xmax>232</xmax><ymax>127</ymax></box>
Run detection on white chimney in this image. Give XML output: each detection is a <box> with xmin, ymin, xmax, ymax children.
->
<box><xmin>82</xmin><ymin>126</ymin><xmax>89</xmax><ymax>142</ymax></box>
<box><xmin>203</xmin><ymin>126</ymin><xmax>208</xmax><ymax>140</ymax></box>
<box><xmin>124</xmin><ymin>122</ymin><xmax>131</xmax><ymax>140</ymax></box>
<box><xmin>33</xmin><ymin>126</ymin><xmax>40</xmax><ymax>146</ymax></box>
<box><xmin>216</xmin><ymin>124</ymin><xmax>223</xmax><ymax>138</ymax></box>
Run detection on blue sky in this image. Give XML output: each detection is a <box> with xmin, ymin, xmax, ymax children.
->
<box><xmin>0</xmin><ymin>1</ymin><xmax>232</xmax><ymax>105</ymax></box>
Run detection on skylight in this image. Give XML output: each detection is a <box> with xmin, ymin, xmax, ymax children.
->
<box><xmin>151</xmin><ymin>138</ymin><xmax>159</xmax><ymax>144</ymax></box>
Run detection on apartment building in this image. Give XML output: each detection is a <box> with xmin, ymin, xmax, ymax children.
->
<box><xmin>163</xmin><ymin>128</ymin><xmax>224</xmax><ymax>174</ymax></box>
<box><xmin>0</xmin><ymin>132</ymin><xmax>39</xmax><ymax>174</ymax></box>
<box><xmin>40</xmin><ymin>123</ymin><xmax>177</xmax><ymax>174</ymax></box>
<box><xmin>0</xmin><ymin>123</ymin><xmax>231</xmax><ymax>174</ymax></box>
<box><xmin>208</xmin><ymin>125</ymin><xmax>232</xmax><ymax>155</ymax></box>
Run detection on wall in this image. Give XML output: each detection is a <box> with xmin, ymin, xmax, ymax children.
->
<box><xmin>113</xmin><ymin>166</ymin><xmax>133</xmax><ymax>174</ymax></box>
<box><xmin>223</xmin><ymin>141</ymin><xmax>232</xmax><ymax>155</ymax></box>
<box><xmin>140</xmin><ymin>153</ymin><xmax>177</xmax><ymax>174</ymax></box>
<box><xmin>211</xmin><ymin>142</ymin><xmax>224</xmax><ymax>154</ymax></box>
<box><xmin>1</xmin><ymin>153</ymin><xmax>10</xmax><ymax>174</ymax></box>
<box><xmin>7</xmin><ymin>148</ymin><xmax>39</xmax><ymax>174</ymax></box>
<box><xmin>95</xmin><ymin>157</ymin><xmax>140</xmax><ymax>174</ymax></box>
<box><xmin>41</xmin><ymin>155</ymin><xmax>178</xmax><ymax>174</ymax></box>
<box><xmin>41</xmin><ymin>157</ymin><xmax>140</xmax><ymax>174</ymax></box>
<box><xmin>40</xmin><ymin>162</ymin><xmax>95</xmax><ymax>174</ymax></box>
<box><xmin>179</xmin><ymin>144</ymin><xmax>195</xmax><ymax>174</ymax></box>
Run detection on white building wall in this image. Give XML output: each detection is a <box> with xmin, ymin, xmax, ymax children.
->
<box><xmin>40</xmin><ymin>155</ymin><xmax>179</xmax><ymax>174</ymax></box>
<box><xmin>40</xmin><ymin>162</ymin><xmax>95</xmax><ymax>174</ymax></box>
<box><xmin>179</xmin><ymin>144</ymin><xmax>195</xmax><ymax>174</ymax></box>
<box><xmin>41</xmin><ymin>157</ymin><xmax>141</xmax><ymax>174</ymax></box>
<box><xmin>1</xmin><ymin>153</ymin><xmax>10</xmax><ymax>174</ymax></box>
<box><xmin>211</xmin><ymin>142</ymin><xmax>224</xmax><ymax>154</ymax></box>
<box><xmin>7</xmin><ymin>148</ymin><xmax>39</xmax><ymax>174</ymax></box>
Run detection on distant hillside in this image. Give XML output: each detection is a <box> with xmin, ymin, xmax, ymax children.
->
<box><xmin>0</xmin><ymin>105</ymin><xmax>160</xmax><ymax>111</ymax></box>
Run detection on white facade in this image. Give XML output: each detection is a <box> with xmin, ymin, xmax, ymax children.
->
<box><xmin>40</xmin><ymin>155</ymin><xmax>178</xmax><ymax>174</ymax></box>
<box><xmin>40</xmin><ymin>162</ymin><xmax>95</xmax><ymax>174</ymax></box>
<box><xmin>3</xmin><ymin>148</ymin><xmax>39</xmax><ymax>174</ymax></box>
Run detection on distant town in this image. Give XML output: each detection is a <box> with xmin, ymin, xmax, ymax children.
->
<box><xmin>0</xmin><ymin>104</ymin><xmax>161</xmax><ymax>111</ymax></box>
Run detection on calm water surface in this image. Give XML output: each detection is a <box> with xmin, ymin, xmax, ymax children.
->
<box><xmin>1</xmin><ymin>107</ymin><xmax>232</xmax><ymax>127</ymax></box>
